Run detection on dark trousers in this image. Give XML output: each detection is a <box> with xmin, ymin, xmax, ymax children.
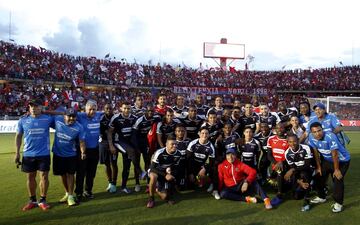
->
<box><xmin>120</xmin><ymin>151</ymin><xmax>132</xmax><ymax>188</ymax></box>
<box><xmin>290</xmin><ymin>170</ymin><xmax>312</xmax><ymax>202</ymax></box>
<box><xmin>75</xmin><ymin>147</ymin><xmax>99</xmax><ymax>195</ymax></box>
<box><xmin>269</xmin><ymin>163</ymin><xmax>290</xmax><ymax>197</ymax></box>
<box><xmin>175</xmin><ymin>160</ymin><xmax>187</xmax><ymax>188</ymax></box>
<box><xmin>135</xmin><ymin>138</ymin><xmax>150</xmax><ymax>184</ymax></box>
<box><xmin>314</xmin><ymin>160</ymin><xmax>350</xmax><ymax>204</ymax></box>
<box><xmin>220</xmin><ymin>180</ymin><xmax>268</xmax><ymax>201</ymax></box>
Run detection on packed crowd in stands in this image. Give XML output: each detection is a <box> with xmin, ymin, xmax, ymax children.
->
<box><xmin>1</xmin><ymin>40</ymin><xmax>360</xmax><ymax>119</ymax></box>
<box><xmin>1</xmin><ymin>40</ymin><xmax>360</xmax><ymax>90</ymax></box>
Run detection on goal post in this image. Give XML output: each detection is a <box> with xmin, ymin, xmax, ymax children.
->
<box><xmin>308</xmin><ymin>96</ymin><xmax>360</xmax><ymax>129</ymax></box>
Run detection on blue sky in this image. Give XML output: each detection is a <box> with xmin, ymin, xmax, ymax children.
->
<box><xmin>0</xmin><ymin>0</ymin><xmax>359</xmax><ymax>70</ymax></box>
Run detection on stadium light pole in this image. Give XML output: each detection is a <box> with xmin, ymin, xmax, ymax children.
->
<box><xmin>9</xmin><ymin>11</ymin><xmax>11</xmax><ymax>42</ymax></box>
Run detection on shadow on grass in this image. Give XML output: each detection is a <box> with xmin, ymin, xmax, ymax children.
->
<box><xmin>131</xmin><ymin>208</ymin><xmax>264</xmax><ymax>225</ymax></box>
<box><xmin>0</xmin><ymin>196</ymin><xmax>142</xmax><ymax>225</ymax></box>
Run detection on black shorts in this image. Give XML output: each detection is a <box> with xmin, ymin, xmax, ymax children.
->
<box><xmin>156</xmin><ymin>175</ymin><xmax>174</xmax><ymax>193</ymax></box>
<box><xmin>22</xmin><ymin>155</ymin><xmax>50</xmax><ymax>173</ymax></box>
<box><xmin>188</xmin><ymin>162</ymin><xmax>207</xmax><ymax>176</ymax></box>
<box><xmin>99</xmin><ymin>141</ymin><xmax>118</xmax><ymax>164</ymax></box>
<box><xmin>53</xmin><ymin>154</ymin><xmax>77</xmax><ymax>175</ymax></box>
<box><xmin>114</xmin><ymin>141</ymin><xmax>139</xmax><ymax>162</ymax></box>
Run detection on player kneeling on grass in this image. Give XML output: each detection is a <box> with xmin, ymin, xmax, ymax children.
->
<box><xmin>218</xmin><ymin>148</ymin><xmax>272</xmax><ymax>209</ymax></box>
<box><xmin>186</xmin><ymin>127</ymin><xmax>220</xmax><ymax>199</ymax></box>
<box><xmin>147</xmin><ymin>135</ymin><xmax>182</xmax><ymax>208</ymax></box>
<box><xmin>284</xmin><ymin>135</ymin><xmax>313</xmax><ymax>212</ymax></box>
<box><xmin>52</xmin><ymin>108</ymin><xmax>86</xmax><ymax>206</ymax></box>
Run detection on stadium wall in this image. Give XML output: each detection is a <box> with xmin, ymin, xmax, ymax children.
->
<box><xmin>0</xmin><ymin>120</ymin><xmax>358</xmax><ymax>133</ymax></box>
<box><xmin>0</xmin><ymin>120</ymin><xmax>55</xmax><ymax>133</ymax></box>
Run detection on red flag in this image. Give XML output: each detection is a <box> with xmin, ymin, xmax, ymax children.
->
<box><xmin>229</xmin><ymin>66</ymin><xmax>236</xmax><ymax>73</ymax></box>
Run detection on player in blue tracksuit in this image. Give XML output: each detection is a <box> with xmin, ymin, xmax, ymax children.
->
<box><xmin>308</xmin><ymin>122</ymin><xmax>350</xmax><ymax>213</ymax></box>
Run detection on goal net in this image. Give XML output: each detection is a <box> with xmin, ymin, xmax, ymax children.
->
<box><xmin>308</xmin><ymin>96</ymin><xmax>360</xmax><ymax>120</ymax></box>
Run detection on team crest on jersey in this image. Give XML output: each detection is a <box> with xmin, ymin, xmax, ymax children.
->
<box><xmin>235</xmin><ymin>168</ymin><xmax>240</xmax><ymax>172</ymax></box>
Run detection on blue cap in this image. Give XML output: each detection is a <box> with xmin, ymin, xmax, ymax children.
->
<box><xmin>313</xmin><ymin>102</ymin><xmax>326</xmax><ymax>110</ymax></box>
<box><xmin>226</xmin><ymin>148</ymin><xmax>236</xmax><ymax>154</ymax></box>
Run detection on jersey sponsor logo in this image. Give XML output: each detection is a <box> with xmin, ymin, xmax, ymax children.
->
<box><xmin>121</xmin><ymin>127</ymin><xmax>132</xmax><ymax>133</ymax></box>
<box><xmin>87</xmin><ymin>123</ymin><xmax>100</xmax><ymax>129</ymax></box>
<box><xmin>294</xmin><ymin>161</ymin><xmax>305</xmax><ymax>167</ymax></box>
<box><xmin>226</xmin><ymin>143</ymin><xmax>236</xmax><ymax>149</ymax></box>
<box><xmin>242</xmin><ymin>152</ymin><xmax>254</xmax><ymax>157</ymax></box>
<box><xmin>28</xmin><ymin>128</ymin><xmax>46</xmax><ymax>135</ymax></box>
<box><xmin>194</xmin><ymin>153</ymin><xmax>206</xmax><ymax>159</ymax></box>
<box><xmin>318</xmin><ymin>149</ymin><xmax>331</xmax><ymax>155</ymax></box>
<box><xmin>273</xmin><ymin>148</ymin><xmax>285</xmax><ymax>154</ymax></box>
<box><xmin>56</xmin><ymin>132</ymin><xmax>72</xmax><ymax>141</ymax></box>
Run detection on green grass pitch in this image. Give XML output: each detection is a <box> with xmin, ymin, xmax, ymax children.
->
<box><xmin>0</xmin><ymin>132</ymin><xmax>359</xmax><ymax>225</ymax></box>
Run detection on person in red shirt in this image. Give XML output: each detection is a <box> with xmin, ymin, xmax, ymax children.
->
<box><xmin>154</xmin><ymin>93</ymin><xmax>170</xmax><ymax>118</ymax></box>
<box><xmin>218</xmin><ymin>148</ymin><xmax>272</xmax><ymax>209</ymax></box>
<box><xmin>267</xmin><ymin>122</ymin><xmax>289</xmax><ymax>206</ymax></box>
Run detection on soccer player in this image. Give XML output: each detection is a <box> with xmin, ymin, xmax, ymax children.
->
<box><xmin>75</xmin><ymin>100</ymin><xmax>103</xmax><ymax>201</ymax></box>
<box><xmin>214</xmin><ymin>123</ymin><xmax>242</xmax><ymax>193</ymax></box>
<box><xmin>146</xmin><ymin>135</ymin><xmax>182</xmax><ymax>208</ymax></box>
<box><xmin>186</xmin><ymin>127</ymin><xmax>219</xmax><ymax>199</ymax></box>
<box><xmin>218</xmin><ymin>149</ymin><xmax>272</xmax><ymax>209</ymax></box>
<box><xmin>15</xmin><ymin>97</ymin><xmax>54</xmax><ymax>211</ymax></box>
<box><xmin>221</xmin><ymin>107</ymin><xmax>232</xmax><ymax>124</ymax></box>
<box><xmin>251</xmin><ymin>96</ymin><xmax>261</xmax><ymax>114</ymax></box>
<box><xmin>288</xmin><ymin>116</ymin><xmax>306</xmax><ymax>144</ymax></box>
<box><xmin>257</xmin><ymin>104</ymin><xmax>281</xmax><ymax>132</ymax></box>
<box><xmin>194</xmin><ymin>94</ymin><xmax>209</xmax><ymax>120</ymax></box>
<box><xmin>238</xmin><ymin>103</ymin><xmax>259</xmax><ymax>134</ymax></box>
<box><xmin>206</xmin><ymin>96</ymin><xmax>224</xmax><ymax>119</ymax></box>
<box><xmin>201</xmin><ymin>110</ymin><xmax>223</xmax><ymax>144</ymax></box>
<box><xmin>172</xmin><ymin>95</ymin><xmax>189</xmax><ymax>118</ymax></box>
<box><xmin>215</xmin><ymin>123</ymin><xmax>242</xmax><ymax>163</ymax></box>
<box><xmin>131</xmin><ymin>95</ymin><xmax>146</xmax><ymax>118</ymax></box>
<box><xmin>255</xmin><ymin>122</ymin><xmax>273</xmax><ymax>184</ymax></box>
<box><xmin>267</xmin><ymin>122</ymin><xmax>289</xmax><ymax>206</ymax></box>
<box><xmin>229</xmin><ymin>106</ymin><xmax>242</xmax><ymax>129</ymax></box>
<box><xmin>156</xmin><ymin>109</ymin><xmax>181</xmax><ymax>148</ymax></box>
<box><xmin>174</xmin><ymin>124</ymin><xmax>191</xmax><ymax>190</ymax></box>
<box><xmin>298</xmin><ymin>101</ymin><xmax>315</xmax><ymax>129</ymax></box>
<box><xmin>155</xmin><ymin>93</ymin><xmax>170</xmax><ymax>118</ymax></box>
<box><xmin>284</xmin><ymin>135</ymin><xmax>313</xmax><ymax>212</ymax></box>
<box><xmin>277</xmin><ymin>100</ymin><xmax>298</xmax><ymax>125</ymax></box>
<box><xmin>108</xmin><ymin>102</ymin><xmax>145</xmax><ymax>194</ymax></box>
<box><xmin>99</xmin><ymin>103</ymin><xmax>118</xmax><ymax>193</ymax></box>
<box><xmin>239</xmin><ymin>127</ymin><xmax>262</xmax><ymax>170</ymax></box>
<box><xmin>179</xmin><ymin>105</ymin><xmax>203</xmax><ymax>140</ymax></box>
<box><xmin>308</xmin><ymin>122</ymin><xmax>351</xmax><ymax>213</ymax></box>
<box><xmin>52</xmin><ymin>108</ymin><xmax>86</xmax><ymax>206</ymax></box>
<box><xmin>307</xmin><ymin>102</ymin><xmax>342</xmax><ymax>134</ymax></box>
<box><xmin>133</xmin><ymin>105</ymin><xmax>161</xmax><ymax>192</ymax></box>
<box><xmin>233</xmin><ymin>99</ymin><xmax>242</xmax><ymax>109</ymax></box>
<box><xmin>306</xmin><ymin>102</ymin><xmax>348</xmax><ymax>145</ymax></box>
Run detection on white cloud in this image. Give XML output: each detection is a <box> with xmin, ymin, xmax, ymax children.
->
<box><xmin>1</xmin><ymin>0</ymin><xmax>360</xmax><ymax>69</ymax></box>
